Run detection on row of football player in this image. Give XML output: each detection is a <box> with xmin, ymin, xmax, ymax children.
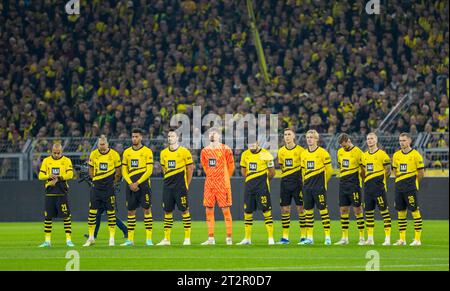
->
<box><xmin>37</xmin><ymin>128</ymin><xmax>423</xmax><ymax>247</ymax></box>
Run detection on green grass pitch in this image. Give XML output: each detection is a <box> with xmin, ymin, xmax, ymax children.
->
<box><xmin>0</xmin><ymin>220</ymin><xmax>448</xmax><ymax>271</ymax></box>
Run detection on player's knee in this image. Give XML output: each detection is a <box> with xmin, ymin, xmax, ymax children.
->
<box><xmin>281</xmin><ymin>206</ymin><xmax>290</xmax><ymax>214</ymax></box>
<box><xmin>341</xmin><ymin>208</ymin><xmax>350</xmax><ymax>215</ymax></box>
<box><xmin>353</xmin><ymin>206</ymin><xmax>363</xmax><ymax>215</ymax></box>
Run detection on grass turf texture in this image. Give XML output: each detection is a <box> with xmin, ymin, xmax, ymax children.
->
<box><xmin>0</xmin><ymin>220</ymin><xmax>448</xmax><ymax>271</ymax></box>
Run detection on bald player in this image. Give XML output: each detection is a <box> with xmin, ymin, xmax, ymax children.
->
<box><xmin>38</xmin><ymin>143</ymin><xmax>75</xmax><ymax>247</ymax></box>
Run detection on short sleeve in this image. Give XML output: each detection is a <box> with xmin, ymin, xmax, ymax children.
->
<box><xmin>382</xmin><ymin>151</ymin><xmax>391</xmax><ymax>165</ymax></box>
<box><xmin>184</xmin><ymin>148</ymin><xmax>193</xmax><ymax>165</ymax></box>
<box><xmin>147</xmin><ymin>149</ymin><xmax>154</xmax><ymax>164</ymax></box>
<box><xmin>240</xmin><ymin>152</ymin><xmax>247</xmax><ymax>167</ymax></box>
<box><xmin>323</xmin><ymin>150</ymin><xmax>332</xmax><ymax>165</ymax></box>
<box><xmin>114</xmin><ymin>151</ymin><xmax>121</xmax><ymax>168</ymax></box>
<box><xmin>416</xmin><ymin>151</ymin><xmax>425</xmax><ymax>169</ymax></box>
<box><xmin>88</xmin><ymin>151</ymin><xmax>95</xmax><ymax>167</ymax></box>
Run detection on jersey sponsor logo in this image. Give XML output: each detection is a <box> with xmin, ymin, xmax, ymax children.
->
<box><xmin>99</xmin><ymin>163</ymin><xmax>108</xmax><ymax>171</ymax></box>
<box><xmin>342</xmin><ymin>159</ymin><xmax>350</xmax><ymax>168</ymax></box>
<box><xmin>208</xmin><ymin>159</ymin><xmax>216</xmax><ymax>167</ymax></box>
<box><xmin>367</xmin><ymin>163</ymin><xmax>374</xmax><ymax>172</ymax></box>
<box><xmin>168</xmin><ymin>160</ymin><xmax>176</xmax><ymax>169</ymax></box>
<box><xmin>307</xmin><ymin>161</ymin><xmax>315</xmax><ymax>170</ymax></box>
<box><xmin>400</xmin><ymin>164</ymin><xmax>407</xmax><ymax>172</ymax></box>
<box><xmin>249</xmin><ymin>162</ymin><xmax>257</xmax><ymax>171</ymax></box>
<box><xmin>131</xmin><ymin>159</ymin><xmax>139</xmax><ymax>168</ymax></box>
<box><xmin>285</xmin><ymin>158</ymin><xmax>293</xmax><ymax>167</ymax></box>
<box><xmin>51</xmin><ymin>168</ymin><xmax>60</xmax><ymax>175</ymax></box>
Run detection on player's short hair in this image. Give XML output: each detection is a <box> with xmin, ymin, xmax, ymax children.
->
<box><xmin>98</xmin><ymin>134</ymin><xmax>108</xmax><ymax>144</ymax></box>
<box><xmin>132</xmin><ymin>128</ymin><xmax>144</xmax><ymax>135</ymax></box>
<box><xmin>283</xmin><ymin>128</ymin><xmax>295</xmax><ymax>134</ymax></box>
<box><xmin>306</xmin><ymin>129</ymin><xmax>319</xmax><ymax>140</ymax></box>
<box><xmin>168</xmin><ymin>128</ymin><xmax>178</xmax><ymax>136</ymax></box>
<box><xmin>209</xmin><ymin>127</ymin><xmax>220</xmax><ymax>134</ymax></box>
<box><xmin>399</xmin><ymin>132</ymin><xmax>411</xmax><ymax>139</ymax></box>
<box><xmin>338</xmin><ymin>133</ymin><xmax>349</xmax><ymax>144</ymax></box>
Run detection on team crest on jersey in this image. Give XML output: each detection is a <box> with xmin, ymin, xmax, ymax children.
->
<box><xmin>367</xmin><ymin>163</ymin><xmax>374</xmax><ymax>172</ymax></box>
<box><xmin>285</xmin><ymin>159</ymin><xmax>293</xmax><ymax>167</ymax></box>
<box><xmin>400</xmin><ymin>164</ymin><xmax>407</xmax><ymax>172</ymax></box>
<box><xmin>249</xmin><ymin>162</ymin><xmax>257</xmax><ymax>171</ymax></box>
<box><xmin>99</xmin><ymin>163</ymin><xmax>108</xmax><ymax>171</ymax></box>
<box><xmin>342</xmin><ymin>159</ymin><xmax>350</xmax><ymax>168</ymax></box>
<box><xmin>307</xmin><ymin>161</ymin><xmax>315</xmax><ymax>169</ymax></box>
<box><xmin>131</xmin><ymin>159</ymin><xmax>139</xmax><ymax>168</ymax></box>
<box><xmin>209</xmin><ymin>159</ymin><xmax>216</xmax><ymax>167</ymax></box>
<box><xmin>168</xmin><ymin>160</ymin><xmax>176</xmax><ymax>169</ymax></box>
<box><xmin>51</xmin><ymin>168</ymin><xmax>60</xmax><ymax>175</ymax></box>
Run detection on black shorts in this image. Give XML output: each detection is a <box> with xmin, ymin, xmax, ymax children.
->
<box><xmin>126</xmin><ymin>182</ymin><xmax>151</xmax><ymax>211</ymax></box>
<box><xmin>163</xmin><ymin>186</ymin><xmax>188</xmax><ymax>212</ymax></box>
<box><xmin>303</xmin><ymin>188</ymin><xmax>327</xmax><ymax>210</ymax></box>
<box><xmin>280</xmin><ymin>179</ymin><xmax>303</xmax><ymax>207</ymax></box>
<box><xmin>364</xmin><ymin>188</ymin><xmax>389</xmax><ymax>211</ymax></box>
<box><xmin>339</xmin><ymin>188</ymin><xmax>362</xmax><ymax>207</ymax></box>
<box><xmin>244</xmin><ymin>184</ymin><xmax>272</xmax><ymax>213</ymax></box>
<box><xmin>90</xmin><ymin>188</ymin><xmax>116</xmax><ymax>211</ymax></box>
<box><xmin>45</xmin><ymin>195</ymin><xmax>71</xmax><ymax>219</ymax></box>
<box><xmin>395</xmin><ymin>189</ymin><xmax>419</xmax><ymax>211</ymax></box>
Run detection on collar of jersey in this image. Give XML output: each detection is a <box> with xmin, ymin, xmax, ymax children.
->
<box><xmin>368</xmin><ymin>148</ymin><xmax>379</xmax><ymax>155</ymax></box>
<box><xmin>345</xmin><ymin>145</ymin><xmax>355</xmax><ymax>152</ymax></box>
<box><xmin>285</xmin><ymin>144</ymin><xmax>297</xmax><ymax>151</ymax></box>
<box><xmin>99</xmin><ymin>148</ymin><xmax>111</xmax><ymax>155</ymax></box>
<box><xmin>169</xmin><ymin>145</ymin><xmax>180</xmax><ymax>152</ymax></box>
<box><xmin>308</xmin><ymin>146</ymin><xmax>319</xmax><ymax>153</ymax></box>
<box><xmin>132</xmin><ymin>145</ymin><xmax>144</xmax><ymax>151</ymax></box>
<box><xmin>401</xmin><ymin>148</ymin><xmax>413</xmax><ymax>155</ymax></box>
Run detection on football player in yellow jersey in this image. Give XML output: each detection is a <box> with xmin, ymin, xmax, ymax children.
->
<box><xmin>38</xmin><ymin>143</ymin><xmax>74</xmax><ymax>247</ymax></box>
<box><xmin>237</xmin><ymin>138</ymin><xmax>276</xmax><ymax>245</ymax></box>
<box><xmin>277</xmin><ymin>128</ymin><xmax>306</xmax><ymax>244</ymax></box>
<box><xmin>392</xmin><ymin>133</ymin><xmax>424</xmax><ymax>246</ymax></box>
<box><xmin>299</xmin><ymin>130</ymin><xmax>333</xmax><ymax>245</ymax></box>
<box><xmin>121</xmin><ymin>128</ymin><xmax>154</xmax><ymax>246</ymax></box>
<box><xmin>335</xmin><ymin>133</ymin><xmax>365</xmax><ymax>245</ymax></box>
<box><xmin>360</xmin><ymin>132</ymin><xmax>392</xmax><ymax>246</ymax></box>
<box><xmin>157</xmin><ymin>130</ymin><xmax>194</xmax><ymax>246</ymax></box>
<box><xmin>83</xmin><ymin>135</ymin><xmax>121</xmax><ymax>247</ymax></box>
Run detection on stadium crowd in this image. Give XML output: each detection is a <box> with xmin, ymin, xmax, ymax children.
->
<box><xmin>0</xmin><ymin>0</ymin><xmax>448</xmax><ymax>177</ymax></box>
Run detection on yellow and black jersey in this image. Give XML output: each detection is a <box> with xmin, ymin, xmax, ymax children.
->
<box><xmin>392</xmin><ymin>149</ymin><xmax>424</xmax><ymax>192</ymax></box>
<box><xmin>88</xmin><ymin>148</ymin><xmax>121</xmax><ymax>190</ymax></box>
<box><xmin>240</xmin><ymin>148</ymin><xmax>274</xmax><ymax>189</ymax></box>
<box><xmin>160</xmin><ymin>145</ymin><xmax>193</xmax><ymax>189</ymax></box>
<box><xmin>278</xmin><ymin>144</ymin><xmax>304</xmax><ymax>182</ymax></box>
<box><xmin>38</xmin><ymin>155</ymin><xmax>74</xmax><ymax>195</ymax></box>
<box><xmin>337</xmin><ymin>145</ymin><xmax>363</xmax><ymax>190</ymax></box>
<box><xmin>361</xmin><ymin>149</ymin><xmax>391</xmax><ymax>192</ymax></box>
<box><xmin>122</xmin><ymin>145</ymin><xmax>154</xmax><ymax>186</ymax></box>
<box><xmin>301</xmin><ymin>146</ymin><xmax>333</xmax><ymax>190</ymax></box>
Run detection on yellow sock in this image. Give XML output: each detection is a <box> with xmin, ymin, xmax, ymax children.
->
<box><xmin>341</xmin><ymin>213</ymin><xmax>349</xmax><ymax>239</ymax></box>
<box><xmin>263</xmin><ymin>211</ymin><xmax>274</xmax><ymax>239</ymax></box>
<box><xmin>281</xmin><ymin>213</ymin><xmax>290</xmax><ymax>239</ymax></box>
<box><xmin>398</xmin><ymin>211</ymin><xmax>407</xmax><ymax>241</ymax></box>
<box><xmin>127</xmin><ymin>215</ymin><xmax>136</xmax><ymax>242</ymax></box>
<box><xmin>182</xmin><ymin>212</ymin><xmax>192</xmax><ymax>240</ymax></box>
<box><xmin>88</xmin><ymin>209</ymin><xmax>97</xmax><ymax>239</ymax></box>
<box><xmin>412</xmin><ymin>210</ymin><xmax>423</xmax><ymax>241</ymax></box>
<box><xmin>305</xmin><ymin>209</ymin><xmax>314</xmax><ymax>240</ymax></box>
<box><xmin>66</xmin><ymin>233</ymin><xmax>72</xmax><ymax>241</ymax></box>
<box><xmin>244</xmin><ymin>212</ymin><xmax>253</xmax><ymax>240</ymax></box>
<box><xmin>368</xmin><ymin>227</ymin><xmax>374</xmax><ymax>237</ymax></box>
<box><xmin>144</xmin><ymin>213</ymin><xmax>153</xmax><ymax>240</ymax></box>
<box><xmin>107</xmin><ymin>210</ymin><xmax>116</xmax><ymax>240</ymax></box>
<box><xmin>164</xmin><ymin>213</ymin><xmax>173</xmax><ymax>241</ymax></box>
<box><xmin>299</xmin><ymin>211</ymin><xmax>307</xmax><ymax>238</ymax></box>
<box><xmin>45</xmin><ymin>233</ymin><xmax>51</xmax><ymax>242</ymax></box>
